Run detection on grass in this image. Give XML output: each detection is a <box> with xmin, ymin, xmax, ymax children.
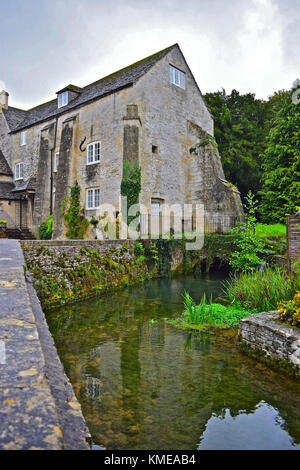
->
<box><xmin>168</xmin><ymin>292</ymin><xmax>251</xmax><ymax>330</ymax></box>
<box><xmin>223</xmin><ymin>266</ymin><xmax>300</xmax><ymax>312</ymax></box>
<box><xmin>255</xmin><ymin>223</ymin><xmax>286</xmax><ymax>239</ymax></box>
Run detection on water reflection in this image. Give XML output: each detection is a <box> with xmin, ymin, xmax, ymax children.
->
<box><xmin>198</xmin><ymin>402</ymin><xmax>300</xmax><ymax>450</ymax></box>
<box><xmin>46</xmin><ymin>275</ymin><xmax>300</xmax><ymax>450</ymax></box>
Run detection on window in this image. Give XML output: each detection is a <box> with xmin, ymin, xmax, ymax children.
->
<box><xmin>169</xmin><ymin>65</ymin><xmax>185</xmax><ymax>89</ymax></box>
<box><xmin>87</xmin><ymin>141</ymin><xmax>101</xmax><ymax>165</ymax></box>
<box><xmin>152</xmin><ymin>145</ymin><xmax>158</xmax><ymax>154</ymax></box>
<box><xmin>15</xmin><ymin>162</ymin><xmax>24</xmax><ymax>180</ymax></box>
<box><xmin>58</xmin><ymin>91</ymin><xmax>68</xmax><ymax>108</ymax></box>
<box><xmin>86</xmin><ymin>188</ymin><xmax>100</xmax><ymax>209</ymax></box>
<box><xmin>54</xmin><ymin>152</ymin><xmax>59</xmax><ymax>172</ymax></box>
<box><xmin>20</xmin><ymin>130</ymin><xmax>27</xmax><ymax>146</ymax></box>
<box><xmin>151</xmin><ymin>201</ymin><xmax>161</xmax><ymax>216</ymax></box>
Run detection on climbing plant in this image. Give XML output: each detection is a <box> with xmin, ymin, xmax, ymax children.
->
<box><xmin>64</xmin><ymin>181</ymin><xmax>89</xmax><ymax>239</ymax></box>
<box><xmin>38</xmin><ymin>214</ymin><xmax>53</xmax><ymax>240</ymax></box>
<box><xmin>121</xmin><ymin>160</ymin><xmax>141</xmax><ymax>224</ymax></box>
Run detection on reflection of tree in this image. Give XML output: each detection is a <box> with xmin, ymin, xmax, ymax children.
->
<box><xmin>46</xmin><ymin>281</ymin><xmax>300</xmax><ymax>450</ymax></box>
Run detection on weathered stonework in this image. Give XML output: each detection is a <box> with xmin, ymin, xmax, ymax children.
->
<box><xmin>239</xmin><ymin>312</ymin><xmax>300</xmax><ymax>378</ymax></box>
<box><xmin>21</xmin><ymin>239</ymin><xmax>149</xmax><ymax>309</ymax></box>
<box><xmin>0</xmin><ymin>239</ymin><xmax>90</xmax><ymax>449</ymax></box>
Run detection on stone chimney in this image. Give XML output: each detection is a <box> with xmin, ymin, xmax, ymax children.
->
<box><xmin>0</xmin><ymin>91</ymin><xmax>9</xmax><ymax>109</ymax></box>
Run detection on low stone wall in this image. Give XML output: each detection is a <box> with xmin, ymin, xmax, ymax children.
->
<box><xmin>21</xmin><ymin>235</ymin><xmax>238</xmax><ymax>309</ymax></box>
<box><xmin>21</xmin><ymin>240</ymin><xmax>151</xmax><ymax>309</ymax></box>
<box><xmin>0</xmin><ymin>239</ymin><xmax>90</xmax><ymax>449</ymax></box>
<box><xmin>238</xmin><ymin>312</ymin><xmax>300</xmax><ymax>378</ymax></box>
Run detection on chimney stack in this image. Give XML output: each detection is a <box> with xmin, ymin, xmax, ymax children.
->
<box><xmin>0</xmin><ymin>90</ymin><xmax>9</xmax><ymax>109</ymax></box>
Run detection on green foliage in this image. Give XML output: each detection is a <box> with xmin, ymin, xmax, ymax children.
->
<box><xmin>224</xmin><ymin>267</ymin><xmax>300</xmax><ymax>312</ymax></box>
<box><xmin>38</xmin><ymin>214</ymin><xmax>53</xmax><ymax>240</ymax></box>
<box><xmin>64</xmin><ymin>181</ymin><xmax>89</xmax><ymax>239</ymax></box>
<box><xmin>204</xmin><ymin>89</ymin><xmax>271</xmax><ymax>202</ymax></box>
<box><xmin>121</xmin><ymin>160</ymin><xmax>141</xmax><ymax>223</ymax></box>
<box><xmin>278</xmin><ymin>292</ymin><xmax>300</xmax><ymax>328</ymax></box>
<box><xmin>229</xmin><ymin>191</ymin><xmax>269</xmax><ymax>272</ymax></box>
<box><xmin>134</xmin><ymin>241</ymin><xmax>144</xmax><ymax>256</ymax></box>
<box><xmin>170</xmin><ymin>292</ymin><xmax>250</xmax><ymax>329</ymax></box>
<box><xmin>259</xmin><ymin>85</ymin><xmax>300</xmax><ymax>223</ymax></box>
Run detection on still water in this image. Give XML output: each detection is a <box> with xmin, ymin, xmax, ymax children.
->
<box><xmin>46</xmin><ymin>274</ymin><xmax>300</xmax><ymax>450</ymax></box>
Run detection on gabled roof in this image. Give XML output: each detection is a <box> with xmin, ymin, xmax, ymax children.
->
<box><xmin>0</xmin><ymin>149</ymin><xmax>12</xmax><ymax>176</ymax></box>
<box><xmin>11</xmin><ymin>44</ymin><xmax>178</xmax><ymax>133</ymax></box>
<box><xmin>2</xmin><ymin>106</ymin><xmax>28</xmax><ymax>131</ymax></box>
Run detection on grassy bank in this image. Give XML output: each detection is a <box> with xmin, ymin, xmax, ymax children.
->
<box><xmin>255</xmin><ymin>223</ymin><xmax>286</xmax><ymax>239</ymax></box>
<box><xmin>170</xmin><ymin>266</ymin><xmax>300</xmax><ymax>331</ymax></box>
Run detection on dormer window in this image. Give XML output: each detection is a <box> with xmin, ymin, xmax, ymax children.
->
<box><xmin>58</xmin><ymin>91</ymin><xmax>68</xmax><ymax>108</ymax></box>
<box><xmin>169</xmin><ymin>65</ymin><xmax>185</xmax><ymax>89</ymax></box>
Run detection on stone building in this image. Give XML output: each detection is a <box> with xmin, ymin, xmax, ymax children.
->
<box><xmin>0</xmin><ymin>44</ymin><xmax>242</xmax><ymax>239</ymax></box>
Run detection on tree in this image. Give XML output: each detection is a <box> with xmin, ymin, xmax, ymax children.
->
<box><xmin>204</xmin><ymin>89</ymin><xmax>269</xmax><ymax>202</ymax></box>
<box><xmin>260</xmin><ymin>85</ymin><xmax>300</xmax><ymax>223</ymax></box>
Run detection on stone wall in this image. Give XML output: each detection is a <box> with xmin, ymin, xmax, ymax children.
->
<box><xmin>21</xmin><ymin>239</ymin><xmax>151</xmax><ymax>309</ymax></box>
<box><xmin>239</xmin><ymin>312</ymin><xmax>300</xmax><ymax>378</ymax></box>
<box><xmin>21</xmin><ymin>235</ymin><xmax>237</xmax><ymax>309</ymax></box>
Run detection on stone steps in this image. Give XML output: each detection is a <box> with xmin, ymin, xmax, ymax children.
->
<box><xmin>5</xmin><ymin>228</ymin><xmax>36</xmax><ymax>240</ymax></box>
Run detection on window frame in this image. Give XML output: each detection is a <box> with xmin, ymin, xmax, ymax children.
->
<box><xmin>86</xmin><ymin>187</ymin><xmax>100</xmax><ymax>210</ymax></box>
<box><xmin>20</xmin><ymin>130</ymin><xmax>27</xmax><ymax>146</ymax></box>
<box><xmin>15</xmin><ymin>162</ymin><xmax>24</xmax><ymax>181</ymax></box>
<box><xmin>169</xmin><ymin>65</ymin><xmax>186</xmax><ymax>89</ymax></box>
<box><xmin>54</xmin><ymin>152</ymin><xmax>59</xmax><ymax>172</ymax></box>
<box><xmin>58</xmin><ymin>91</ymin><xmax>68</xmax><ymax>108</ymax></box>
<box><xmin>87</xmin><ymin>141</ymin><xmax>101</xmax><ymax>165</ymax></box>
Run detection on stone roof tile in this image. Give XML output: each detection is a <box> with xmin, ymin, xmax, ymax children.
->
<box><xmin>0</xmin><ymin>149</ymin><xmax>13</xmax><ymax>176</ymax></box>
<box><xmin>11</xmin><ymin>44</ymin><xmax>177</xmax><ymax>133</ymax></box>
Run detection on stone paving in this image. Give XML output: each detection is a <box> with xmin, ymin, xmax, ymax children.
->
<box><xmin>0</xmin><ymin>239</ymin><xmax>90</xmax><ymax>450</ymax></box>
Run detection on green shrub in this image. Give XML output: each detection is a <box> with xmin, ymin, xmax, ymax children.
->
<box><xmin>229</xmin><ymin>191</ymin><xmax>269</xmax><ymax>272</ymax></box>
<box><xmin>38</xmin><ymin>215</ymin><xmax>53</xmax><ymax>240</ymax></box>
<box><xmin>278</xmin><ymin>292</ymin><xmax>300</xmax><ymax>327</ymax></box>
<box><xmin>134</xmin><ymin>241</ymin><xmax>144</xmax><ymax>256</ymax></box>
<box><xmin>64</xmin><ymin>181</ymin><xmax>89</xmax><ymax>239</ymax></box>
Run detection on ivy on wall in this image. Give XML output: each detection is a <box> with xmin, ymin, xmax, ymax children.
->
<box><xmin>121</xmin><ymin>160</ymin><xmax>141</xmax><ymax>224</ymax></box>
<box><xmin>64</xmin><ymin>181</ymin><xmax>89</xmax><ymax>239</ymax></box>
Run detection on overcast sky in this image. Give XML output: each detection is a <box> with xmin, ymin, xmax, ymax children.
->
<box><xmin>0</xmin><ymin>0</ymin><xmax>299</xmax><ymax>109</ymax></box>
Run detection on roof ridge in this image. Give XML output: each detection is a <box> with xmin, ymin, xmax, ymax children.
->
<box><xmin>10</xmin><ymin>43</ymin><xmax>179</xmax><ymax>133</ymax></box>
<box><xmin>84</xmin><ymin>43</ymin><xmax>178</xmax><ymax>89</ymax></box>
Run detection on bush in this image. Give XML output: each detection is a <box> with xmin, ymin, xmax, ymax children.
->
<box><xmin>278</xmin><ymin>292</ymin><xmax>300</xmax><ymax>328</ymax></box>
<box><xmin>39</xmin><ymin>215</ymin><xmax>53</xmax><ymax>240</ymax></box>
<box><xmin>229</xmin><ymin>191</ymin><xmax>269</xmax><ymax>272</ymax></box>
<box><xmin>224</xmin><ymin>267</ymin><xmax>300</xmax><ymax>312</ymax></box>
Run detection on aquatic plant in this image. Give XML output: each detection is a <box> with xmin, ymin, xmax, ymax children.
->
<box><xmin>170</xmin><ymin>292</ymin><xmax>250</xmax><ymax>330</ymax></box>
<box><xmin>224</xmin><ymin>267</ymin><xmax>300</xmax><ymax>312</ymax></box>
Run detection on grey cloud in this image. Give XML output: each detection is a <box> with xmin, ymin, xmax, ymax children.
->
<box><xmin>0</xmin><ymin>0</ymin><xmax>299</xmax><ymax>108</ymax></box>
